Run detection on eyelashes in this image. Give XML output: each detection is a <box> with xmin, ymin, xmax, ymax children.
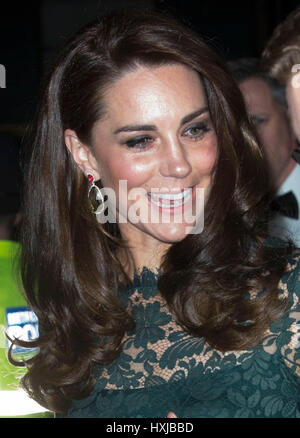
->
<box><xmin>123</xmin><ymin>121</ymin><xmax>212</xmax><ymax>150</ymax></box>
<box><xmin>183</xmin><ymin>122</ymin><xmax>211</xmax><ymax>139</ymax></box>
<box><xmin>125</xmin><ymin>135</ymin><xmax>154</xmax><ymax>149</ymax></box>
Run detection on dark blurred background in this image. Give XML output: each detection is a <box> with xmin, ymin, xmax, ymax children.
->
<box><xmin>0</xmin><ymin>0</ymin><xmax>299</xmax><ymax>134</ymax></box>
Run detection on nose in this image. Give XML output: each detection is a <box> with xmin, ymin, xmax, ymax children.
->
<box><xmin>159</xmin><ymin>136</ymin><xmax>192</xmax><ymax>179</ymax></box>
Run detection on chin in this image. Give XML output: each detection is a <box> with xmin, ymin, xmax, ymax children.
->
<box><xmin>150</xmin><ymin>222</ymin><xmax>196</xmax><ymax>244</ymax></box>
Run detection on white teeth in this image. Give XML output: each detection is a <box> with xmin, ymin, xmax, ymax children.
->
<box><xmin>148</xmin><ymin>188</ymin><xmax>192</xmax><ymax>208</ymax></box>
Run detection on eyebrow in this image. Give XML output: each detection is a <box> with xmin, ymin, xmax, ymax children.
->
<box><xmin>113</xmin><ymin>107</ymin><xmax>209</xmax><ymax>135</ymax></box>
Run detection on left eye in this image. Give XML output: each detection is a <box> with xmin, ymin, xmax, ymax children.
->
<box><xmin>183</xmin><ymin>123</ymin><xmax>210</xmax><ymax>138</ymax></box>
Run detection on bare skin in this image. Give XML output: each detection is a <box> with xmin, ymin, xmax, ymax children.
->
<box><xmin>65</xmin><ymin>64</ymin><xmax>217</xmax><ymax>273</ymax></box>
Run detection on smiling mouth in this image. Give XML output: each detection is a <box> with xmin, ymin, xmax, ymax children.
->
<box><xmin>147</xmin><ymin>187</ymin><xmax>193</xmax><ymax>208</ymax></box>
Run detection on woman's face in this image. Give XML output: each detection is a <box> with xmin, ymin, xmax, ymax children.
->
<box><xmin>73</xmin><ymin>64</ymin><xmax>218</xmax><ymax>247</ymax></box>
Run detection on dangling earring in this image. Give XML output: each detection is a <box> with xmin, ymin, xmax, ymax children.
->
<box><xmin>87</xmin><ymin>173</ymin><xmax>105</xmax><ymax>215</ymax></box>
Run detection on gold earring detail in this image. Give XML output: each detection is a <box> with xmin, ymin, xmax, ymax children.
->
<box><xmin>87</xmin><ymin>174</ymin><xmax>105</xmax><ymax>215</ymax></box>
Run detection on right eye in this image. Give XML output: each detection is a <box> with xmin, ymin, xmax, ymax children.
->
<box><xmin>124</xmin><ymin>135</ymin><xmax>154</xmax><ymax>150</ymax></box>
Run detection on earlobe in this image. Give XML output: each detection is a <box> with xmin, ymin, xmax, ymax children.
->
<box><xmin>64</xmin><ymin>129</ymin><xmax>101</xmax><ymax>180</ymax></box>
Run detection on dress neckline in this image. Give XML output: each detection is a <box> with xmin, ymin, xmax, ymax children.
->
<box><xmin>120</xmin><ymin>266</ymin><xmax>162</xmax><ymax>300</ymax></box>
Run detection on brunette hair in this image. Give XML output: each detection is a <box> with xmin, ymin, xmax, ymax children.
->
<box><xmin>15</xmin><ymin>10</ymin><xmax>292</xmax><ymax>414</ymax></box>
<box><xmin>262</xmin><ymin>7</ymin><xmax>300</xmax><ymax>83</ymax></box>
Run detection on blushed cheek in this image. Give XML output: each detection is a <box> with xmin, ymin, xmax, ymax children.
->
<box><xmin>100</xmin><ymin>155</ymin><xmax>154</xmax><ymax>190</ymax></box>
<box><xmin>201</xmin><ymin>141</ymin><xmax>218</xmax><ymax>175</ymax></box>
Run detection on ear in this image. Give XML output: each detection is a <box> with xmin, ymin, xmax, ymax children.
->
<box><xmin>64</xmin><ymin>129</ymin><xmax>101</xmax><ymax>180</ymax></box>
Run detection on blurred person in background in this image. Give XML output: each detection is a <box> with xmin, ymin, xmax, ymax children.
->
<box><xmin>0</xmin><ymin>132</ymin><xmax>51</xmax><ymax>417</ymax></box>
<box><xmin>262</xmin><ymin>6</ymin><xmax>300</xmax><ymax>147</ymax></box>
<box><xmin>228</xmin><ymin>58</ymin><xmax>300</xmax><ymax>247</ymax></box>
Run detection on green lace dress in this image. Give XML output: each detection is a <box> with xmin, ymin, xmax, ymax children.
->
<box><xmin>66</xmin><ymin>251</ymin><xmax>300</xmax><ymax>418</ymax></box>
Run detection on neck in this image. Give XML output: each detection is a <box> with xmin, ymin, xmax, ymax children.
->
<box><xmin>134</xmin><ymin>245</ymin><xmax>167</xmax><ymax>273</ymax></box>
<box><xmin>118</xmin><ymin>228</ymin><xmax>170</xmax><ymax>277</ymax></box>
<box><xmin>128</xmin><ymin>242</ymin><xmax>169</xmax><ymax>275</ymax></box>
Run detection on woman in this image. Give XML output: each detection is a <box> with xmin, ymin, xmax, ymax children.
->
<box><xmin>14</xmin><ymin>11</ymin><xmax>300</xmax><ymax>418</ymax></box>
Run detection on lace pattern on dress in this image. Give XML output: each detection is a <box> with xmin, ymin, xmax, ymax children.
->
<box><xmin>97</xmin><ymin>253</ymin><xmax>300</xmax><ymax>390</ymax></box>
<box><xmin>262</xmin><ymin>253</ymin><xmax>300</xmax><ymax>377</ymax></box>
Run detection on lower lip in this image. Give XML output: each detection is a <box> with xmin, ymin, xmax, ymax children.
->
<box><xmin>147</xmin><ymin>186</ymin><xmax>196</xmax><ymax>215</ymax></box>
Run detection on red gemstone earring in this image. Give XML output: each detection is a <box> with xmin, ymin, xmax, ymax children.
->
<box><xmin>87</xmin><ymin>173</ymin><xmax>104</xmax><ymax>215</ymax></box>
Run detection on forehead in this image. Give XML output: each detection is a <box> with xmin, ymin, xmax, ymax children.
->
<box><xmin>239</xmin><ymin>77</ymin><xmax>276</xmax><ymax>112</ymax></box>
<box><xmin>101</xmin><ymin>64</ymin><xmax>206</xmax><ymax>124</ymax></box>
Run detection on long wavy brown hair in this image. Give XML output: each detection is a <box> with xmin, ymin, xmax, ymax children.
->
<box><xmin>13</xmin><ymin>10</ymin><xmax>293</xmax><ymax>414</ymax></box>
